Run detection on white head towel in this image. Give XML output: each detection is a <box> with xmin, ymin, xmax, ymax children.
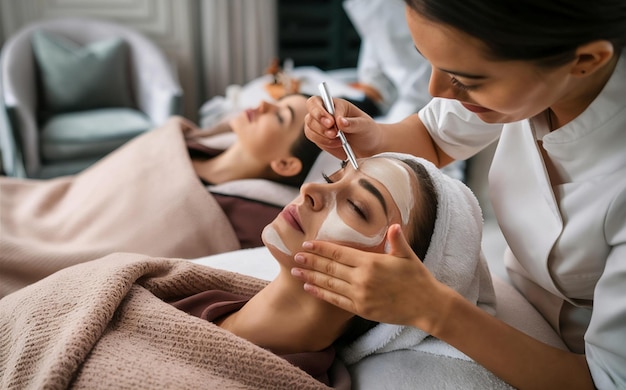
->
<box><xmin>340</xmin><ymin>152</ymin><xmax>496</xmax><ymax>364</ymax></box>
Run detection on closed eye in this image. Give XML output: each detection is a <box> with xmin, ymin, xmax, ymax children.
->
<box><xmin>321</xmin><ymin>172</ymin><xmax>367</xmax><ymax>220</ymax></box>
<box><xmin>348</xmin><ymin>200</ymin><xmax>367</xmax><ymax>219</ymax></box>
<box><xmin>450</xmin><ymin>76</ymin><xmax>478</xmax><ymax>91</ymax></box>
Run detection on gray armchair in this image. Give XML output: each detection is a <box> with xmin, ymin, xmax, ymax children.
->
<box><xmin>0</xmin><ymin>17</ymin><xmax>183</xmax><ymax>178</ymax></box>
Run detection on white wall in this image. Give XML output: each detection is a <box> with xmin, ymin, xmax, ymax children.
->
<box><xmin>0</xmin><ymin>0</ymin><xmax>277</xmax><ymax>121</ymax></box>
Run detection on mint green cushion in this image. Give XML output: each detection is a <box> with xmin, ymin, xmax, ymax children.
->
<box><xmin>41</xmin><ymin>108</ymin><xmax>152</xmax><ymax>161</ymax></box>
<box><xmin>32</xmin><ymin>30</ymin><xmax>133</xmax><ymax>114</ymax></box>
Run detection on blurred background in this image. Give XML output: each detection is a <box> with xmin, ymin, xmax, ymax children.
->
<box><xmin>0</xmin><ymin>0</ymin><xmax>361</xmax><ymax>122</ymax></box>
<box><xmin>0</xmin><ymin>0</ymin><xmax>505</xmax><ymax>276</ymax></box>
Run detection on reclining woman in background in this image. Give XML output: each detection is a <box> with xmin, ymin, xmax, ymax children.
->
<box><xmin>183</xmin><ymin>93</ymin><xmax>322</xmax><ymax>248</ymax></box>
<box><xmin>185</xmin><ymin>93</ymin><xmax>319</xmax><ymax>187</ymax></box>
<box><xmin>0</xmin><ymin>153</ymin><xmax>499</xmax><ymax>389</ymax></box>
<box><xmin>0</xmin><ymin>94</ymin><xmax>321</xmax><ymax>297</ymax></box>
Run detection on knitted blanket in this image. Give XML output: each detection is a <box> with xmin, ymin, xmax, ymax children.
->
<box><xmin>0</xmin><ymin>253</ymin><xmax>329</xmax><ymax>389</ymax></box>
<box><xmin>0</xmin><ymin>120</ymin><xmax>240</xmax><ymax>297</ymax></box>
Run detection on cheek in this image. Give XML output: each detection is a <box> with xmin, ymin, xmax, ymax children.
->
<box><xmin>315</xmin><ymin>200</ymin><xmax>387</xmax><ymax>248</ymax></box>
<box><xmin>229</xmin><ymin>114</ymin><xmax>247</xmax><ymax>134</ymax></box>
<box><xmin>500</xmin><ymin>82</ymin><xmax>541</xmax><ymax>107</ymax></box>
<box><xmin>258</xmin><ymin>122</ymin><xmax>287</xmax><ymax>147</ymax></box>
<box><xmin>241</xmin><ymin>123</ymin><xmax>281</xmax><ymax>159</ymax></box>
<box><xmin>473</xmin><ymin>72</ymin><xmax>558</xmax><ymax>120</ymax></box>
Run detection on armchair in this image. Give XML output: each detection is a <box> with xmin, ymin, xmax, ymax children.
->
<box><xmin>0</xmin><ymin>17</ymin><xmax>183</xmax><ymax>178</ymax></box>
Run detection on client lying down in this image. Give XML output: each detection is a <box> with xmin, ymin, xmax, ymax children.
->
<box><xmin>0</xmin><ymin>94</ymin><xmax>320</xmax><ymax>297</ymax></box>
<box><xmin>0</xmin><ymin>153</ymin><xmax>497</xmax><ymax>389</ymax></box>
<box><xmin>170</xmin><ymin>153</ymin><xmax>439</xmax><ymax>382</ymax></box>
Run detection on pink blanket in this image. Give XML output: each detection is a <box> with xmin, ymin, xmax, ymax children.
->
<box><xmin>0</xmin><ymin>120</ymin><xmax>240</xmax><ymax>297</ymax></box>
<box><xmin>0</xmin><ymin>253</ymin><xmax>329</xmax><ymax>389</ymax></box>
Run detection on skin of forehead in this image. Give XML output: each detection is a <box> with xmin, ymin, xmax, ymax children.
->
<box><xmin>358</xmin><ymin>157</ymin><xmax>415</xmax><ymax>226</ymax></box>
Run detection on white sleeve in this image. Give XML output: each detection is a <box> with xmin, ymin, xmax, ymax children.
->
<box><xmin>585</xmin><ymin>190</ymin><xmax>626</xmax><ymax>390</ymax></box>
<box><xmin>355</xmin><ymin>38</ymin><xmax>397</xmax><ymax>108</ymax></box>
<box><xmin>418</xmin><ymin>98</ymin><xmax>503</xmax><ymax>160</ymax></box>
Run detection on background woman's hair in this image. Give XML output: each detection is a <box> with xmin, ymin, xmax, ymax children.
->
<box><xmin>281</xmin><ymin>129</ymin><xmax>322</xmax><ymax>187</ymax></box>
<box><xmin>404</xmin><ymin>0</ymin><xmax>626</xmax><ymax>67</ymax></box>
<box><xmin>272</xmin><ymin>93</ymin><xmax>322</xmax><ymax>187</ymax></box>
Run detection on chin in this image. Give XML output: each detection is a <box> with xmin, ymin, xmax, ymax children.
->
<box><xmin>262</xmin><ymin>224</ymin><xmax>296</xmax><ymax>258</ymax></box>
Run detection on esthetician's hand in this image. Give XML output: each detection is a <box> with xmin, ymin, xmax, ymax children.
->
<box><xmin>291</xmin><ymin>224</ymin><xmax>454</xmax><ymax>332</ymax></box>
<box><xmin>304</xmin><ymin>96</ymin><xmax>384</xmax><ymax>161</ymax></box>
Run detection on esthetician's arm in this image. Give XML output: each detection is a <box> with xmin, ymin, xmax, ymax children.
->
<box><xmin>305</xmin><ymin>97</ymin><xmax>454</xmax><ymax>167</ymax></box>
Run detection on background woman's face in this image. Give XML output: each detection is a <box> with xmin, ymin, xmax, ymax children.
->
<box><xmin>405</xmin><ymin>6</ymin><xmax>574</xmax><ymax>124</ymax></box>
<box><xmin>229</xmin><ymin>94</ymin><xmax>308</xmax><ymax>162</ymax></box>
<box><xmin>262</xmin><ymin>157</ymin><xmax>418</xmax><ymax>262</ymax></box>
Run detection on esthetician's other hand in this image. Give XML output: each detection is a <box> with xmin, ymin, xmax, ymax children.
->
<box><xmin>291</xmin><ymin>224</ymin><xmax>454</xmax><ymax>332</ymax></box>
<box><xmin>304</xmin><ymin>96</ymin><xmax>383</xmax><ymax>161</ymax></box>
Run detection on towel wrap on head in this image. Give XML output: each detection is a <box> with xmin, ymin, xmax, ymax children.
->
<box><xmin>340</xmin><ymin>152</ymin><xmax>496</xmax><ymax>364</ymax></box>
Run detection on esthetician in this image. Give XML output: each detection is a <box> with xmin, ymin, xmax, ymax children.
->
<box><xmin>296</xmin><ymin>0</ymin><xmax>626</xmax><ymax>389</ymax></box>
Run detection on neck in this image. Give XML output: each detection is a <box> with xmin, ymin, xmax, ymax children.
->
<box><xmin>192</xmin><ymin>144</ymin><xmax>270</xmax><ymax>184</ymax></box>
<box><xmin>549</xmin><ymin>54</ymin><xmax>619</xmax><ymax>130</ymax></box>
<box><xmin>218</xmin><ymin>268</ymin><xmax>354</xmax><ymax>354</ymax></box>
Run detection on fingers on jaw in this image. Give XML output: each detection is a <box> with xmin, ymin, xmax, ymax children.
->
<box><xmin>323</xmin><ymin>258</ymin><xmax>338</xmax><ymax>276</ymax></box>
<box><xmin>305</xmin><ymin>283</ymin><xmax>355</xmax><ymax>312</ymax></box>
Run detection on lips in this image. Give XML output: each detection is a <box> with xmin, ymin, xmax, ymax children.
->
<box><xmin>461</xmin><ymin>102</ymin><xmax>492</xmax><ymax>113</ymax></box>
<box><xmin>281</xmin><ymin>204</ymin><xmax>304</xmax><ymax>233</ymax></box>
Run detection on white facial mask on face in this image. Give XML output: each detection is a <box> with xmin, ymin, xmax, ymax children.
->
<box><xmin>316</xmin><ymin>158</ymin><xmax>414</xmax><ymax>247</ymax></box>
<box><xmin>263</xmin><ymin>157</ymin><xmax>414</xmax><ymax>254</ymax></box>
<box><xmin>315</xmin><ymin>197</ymin><xmax>387</xmax><ymax>247</ymax></box>
<box><xmin>359</xmin><ymin>158</ymin><xmax>414</xmax><ymax>225</ymax></box>
<box><xmin>262</xmin><ymin>225</ymin><xmax>292</xmax><ymax>255</ymax></box>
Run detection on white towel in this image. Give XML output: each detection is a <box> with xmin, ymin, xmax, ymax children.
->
<box><xmin>340</xmin><ymin>153</ymin><xmax>496</xmax><ymax>364</ymax></box>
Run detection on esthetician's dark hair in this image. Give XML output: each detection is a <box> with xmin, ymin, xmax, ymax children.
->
<box><xmin>404</xmin><ymin>0</ymin><xmax>626</xmax><ymax>67</ymax></box>
<box><xmin>270</xmin><ymin>93</ymin><xmax>323</xmax><ymax>187</ymax></box>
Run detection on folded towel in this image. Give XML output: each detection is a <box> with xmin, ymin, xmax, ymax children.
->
<box><xmin>340</xmin><ymin>153</ymin><xmax>496</xmax><ymax>364</ymax></box>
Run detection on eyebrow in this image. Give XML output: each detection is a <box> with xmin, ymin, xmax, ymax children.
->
<box><xmin>439</xmin><ymin>68</ymin><xmax>486</xmax><ymax>80</ymax></box>
<box><xmin>358</xmin><ymin>178</ymin><xmax>388</xmax><ymax>216</ymax></box>
<box><xmin>413</xmin><ymin>46</ymin><xmax>486</xmax><ymax>80</ymax></box>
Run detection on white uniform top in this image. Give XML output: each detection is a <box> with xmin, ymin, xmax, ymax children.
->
<box><xmin>418</xmin><ymin>52</ymin><xmax>626</xmax><ymax>390</ymax></box>
<box><xmin>343</xmin><ymin>0</ymin><xmax>432</xmax><ymax>123</ymax></box>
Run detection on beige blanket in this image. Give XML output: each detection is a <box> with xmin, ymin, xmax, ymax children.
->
<box><xmin>0</xmin><ymin>253</ymin><xmax>329</xmax><ymax>389</ymax></box>
<box><xmin>0</xmin><ymin>121</ymin><xmax>240</xmax><ymax>297</ymax></box>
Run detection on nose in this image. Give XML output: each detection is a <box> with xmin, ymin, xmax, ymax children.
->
<box><xmin>428</xmin><ymin>68</ymin><xmax>459</xmax><ymax>99</ymax></box>
<box><xmin>258</xmin><ymin>100</ymin><xmax>278</xmax><ymax>114</ymax></box>
<box><xmin>300</xmin><ymin>181</ymin><xmax>327</xmax><ymax>211</ymax></box>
